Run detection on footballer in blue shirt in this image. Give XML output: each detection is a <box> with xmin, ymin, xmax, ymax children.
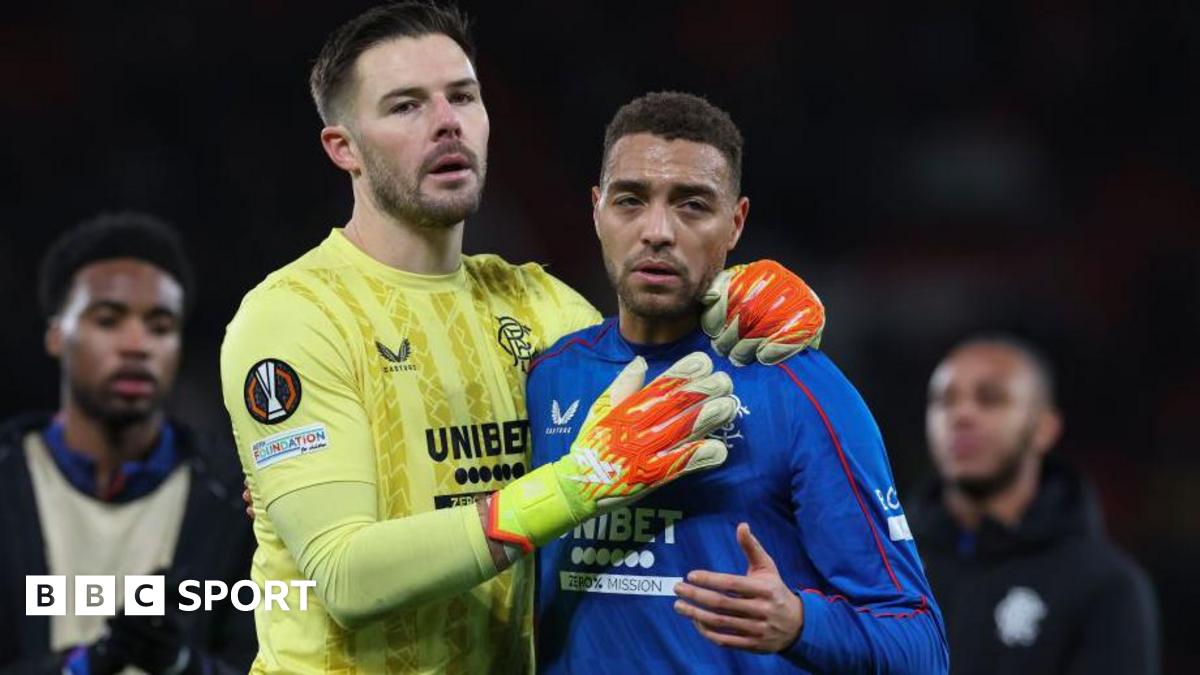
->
<box><xmin>528</xmin><ymin>92</ymin><xmax>949</xmax><ymax>673</ymax></box>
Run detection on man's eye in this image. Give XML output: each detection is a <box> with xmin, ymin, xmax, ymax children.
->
<box><xmin>977</xmin><ymin>390</ymin><xmax>1007</xmax><ymax>407</ymax></box>
<box><xmin>680</xmin><ymin>200</ymin><xmax>710</xmax><ymax>212</ymax></box>
<box><xmin>614</xmin><ymin>196</ymin><xmax>642</xmax><ymax>207</ymax></box>
<box><xmin>93</xmin><ymin>313</ymin><xmax>119</xmax><ymax>328</ymax></box>
<box><xmin>148</xmin><ymin>318</ymin><xmax>177</xmax><ymax>336</ymax></box>
<box><xmin>449</xmin><ymin>91</ymin><xmax>477</xmax><ymax>105</ymax></box>
<box><xmin>391</xmin><ymin>101</ymin><xmax>418</xmax><ymax>114</ymax></box>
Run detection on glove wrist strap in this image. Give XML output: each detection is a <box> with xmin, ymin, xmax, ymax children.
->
<box><xmin>486</xmin><ymin>464</ymin><xmax>588</xmax><ymax>553</ymax></box>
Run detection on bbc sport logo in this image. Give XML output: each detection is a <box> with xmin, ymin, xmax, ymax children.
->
<box><xmin>26</xmin><ymin>575</ymin><xmax>316</xmax><ymax>616</ymax></box>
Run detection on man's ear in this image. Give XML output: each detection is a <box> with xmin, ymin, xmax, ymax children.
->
<box><xmin>1032</xmin><ymin>407</ymin><xmax>1063</xmax><ymax>457</ymax></box>
<box><xmin>45</xmin><ymin>319</ymin><xmax>63</xmax><ymax>359</ymax></box>
<box><xmin>727</xmin><ymin>196</ymin><xmax>748</xmax><ymax>251</ymax></box>
<box><xmin>320</xmin><ymin>125</ymin><xmax>362</xmax><ymax>175</ymax></box>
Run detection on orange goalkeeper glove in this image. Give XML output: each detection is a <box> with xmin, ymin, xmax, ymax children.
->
<box><xmin>702</xmin><ymin>259</ymin><xmax>825</xmax><ymax>366</ymax></box>
<box><xmin>487</xmin><ymin>351</ymin><xmax>736</xmax><ymax>553</ymax></box>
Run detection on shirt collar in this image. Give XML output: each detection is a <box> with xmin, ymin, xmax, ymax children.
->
<box><xmin>42</xmin><ymin>418</ymin><xmax>180</xmax><ymax>503</ymax></box>
<box><xmin>597</xmin><ymin>317</ymin><xmax>712</xmax><ymax>363</ymax></box>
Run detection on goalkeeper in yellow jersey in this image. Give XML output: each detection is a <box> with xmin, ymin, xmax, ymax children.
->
<box><xmin>220</xmin><ymin>3</ymin><xmax>824</xmax><ymax>673</ymax></box>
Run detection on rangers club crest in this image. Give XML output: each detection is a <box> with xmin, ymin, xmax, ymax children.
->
<box><xmin>995</xmin><ymin>586</ymin><xmax>1047</xmax><ymax>647</ymax></box>
<box><xmin>496</xmin><ymin>316</ymin><xmax>534</xmax><ymax>370</ymax></box>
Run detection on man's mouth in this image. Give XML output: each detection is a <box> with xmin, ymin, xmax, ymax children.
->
<box><xmin>630</xmin><ymin>260</ymin><xmax>683</xmax><ymax>285</ymax></box>
<box><xmin>947</xmin><ymin>435</ymin><xmax>986</xmax><ymax>460</ymax></box>
<box><xmin>108</xmin><ymin>372</ymin><xmax>157</xmax><ymax>398</ymax></box>
<box><xmin>425</xmin><ymin>152</ymin><xmax>474</xmax><ymax>181</ymax></box>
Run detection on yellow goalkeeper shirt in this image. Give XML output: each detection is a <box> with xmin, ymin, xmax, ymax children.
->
<box><xmin>220</xmin><ymin>229</ymin><xmax>600</xmax><ymax>674</ymax></box>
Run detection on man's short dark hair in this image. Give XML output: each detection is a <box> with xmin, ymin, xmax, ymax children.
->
<box><xmin>952</xmin><ymin>333</ymin><xmax>1059</xmax><ymax>406</ymax></box>
<box><xmin>310</xmin><ymin>2</ymin><xmax>475</xmax><ymax>124</ymax></box>
<box><xmin>601</xmin><ymin>91</ymin><xmax>745</xmax><ymax>193</ymax></box>
<box><xmin>38</xmin><ymin>212</ymin><xmax>195</xmax><ymax>319</ymax></box>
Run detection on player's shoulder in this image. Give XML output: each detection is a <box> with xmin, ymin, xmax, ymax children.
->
<box><xmin>767</xmin><ymin>347</ymin><xmax>882</xmax><ymax>434</ymax></box>
<box><xmin>463</xmin><ymin>253</ymin><xmax>572</xmax><ymax>293</ymax></box>
<box><xmin>223</xmin><ymin>241</ymin><xmax>351</xmax><ymax>356</ymax></box>
<box><xmin>767</xmin><ymin>345</ymin><xmax>843</xmax><ymax>385</ymax></box>
<box><xmin>528</xmin><ymin>319</ymin><xmax>615</xmax><ymax>377</ymax></box>
<box><xmin>241</xmin><ymin>236</ymin><xmax>347</xmax><ymax>301</ymax></box>
<box><xmin>762</xmin><ymin>347</ymin><xmax>862</xmax><ymax>406</ymax></box>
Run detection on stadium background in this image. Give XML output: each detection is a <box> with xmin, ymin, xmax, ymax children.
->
<box><xmin>1</xmin><ymin>1</ymin><xmax>1195</xmax><ymax>670</ymax></box>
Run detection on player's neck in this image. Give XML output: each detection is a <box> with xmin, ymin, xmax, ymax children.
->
<box><xmin>617</xmin><ymin>307</ymin><xmax>698</xmax><ymax>346</ymax></box>
<box><xmin>58</xmin><ymin>402</ymin><xmax>164</xmax><ymax>493</ymax></box>
<box><xmin>343</xmin><ymin>199</ymin><xmax>463</xmax><ymax>276</ymax></box>
<box><xmin>944</xmin><ymin>457</ymin><xmax>1041</xmax><ymax>531</ymax></box>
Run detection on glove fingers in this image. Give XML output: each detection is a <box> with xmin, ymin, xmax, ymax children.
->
<box><xmin>640</xmin><ymin>374</ymin><xmax>733</xmax><ymax>442</ymax></box>
<box><xmin>667</xmin><ymin>439</ymin><xmax>729</xmax><ymax>478</ymax></box>
<box><xmin>754</xmin><ymin>307</ymin><xmax>826</xmax><ymax>364</ymax></box>
<box><xmin>727</xmin><ymin>337</ymin><xmax>763</xmax><ymax>366</ymax></box>
<box><xmin>654</xmin><ymin>350</ymin><xmax>713</xmax><ymax>383</ymax></box>
<box><xmin>700</xmin><ymin>269</ymin><xmax>733</xmax><ymax>337</ymax></box>
<box><xmin>614</xmin><ymin>353</ymin><xmax>712</xmax><ymax>419</ymax></box>
<box><xmin>707</xmin><ymin>259</ymin><xmax>828</xmax><ymax>366</ymax></box>
<box><xmin>684</xmin><ymin>395</ymin><xmax>738</xmax><ymax>441</ymax></box>
<box><xmin>608</xmin><ymin>356</ymin><xmax>647</xmax><ymax>406</ymax></box>
<box><xmin>607</xmin><ymin>438</ymin><xmax>728</xmax><ymax>509</ymax></box>
<box><xmin>701</xmin><ymin>267</ymin><xmax>734</xmax><ymax>306</ymax></box>
<box><xmin>711</xmin><ymin>316</ymin><xmax>743</xmax><ymax>357</ymax></box>
<box><xmin>757</xmin><ymin>326</ymin><xmax>825</xmax><ymax>364</ymax></box>
<box><xmin>679</xmin><ymin>368</ymin><xmax>733</xmax><ymax>397</ymax></box>
<box><xmin>756</xmin><ymin>340</ymin><xmax>804</xmax><ymax>365</ymax></box>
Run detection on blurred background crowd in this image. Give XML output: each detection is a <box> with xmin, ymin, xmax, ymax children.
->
<box><xmin>2</xmin><ymin>1</ymin><xmax>1195</xmax><ymax>670</ymax></box>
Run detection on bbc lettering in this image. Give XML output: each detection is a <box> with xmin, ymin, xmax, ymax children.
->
<box><xmin>26</xmin><ymin>576</ymin><xmax>316</xmax><ymax>616</ymax></box>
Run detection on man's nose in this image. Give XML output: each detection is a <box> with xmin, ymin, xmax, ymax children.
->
<box><xmin>430</xmin><ymin>94</ymin><xmax>463</xmax><ymax>141</ymax></box>
<box><xmin>117</xmin><ymin>320</ymin><xmax>151</xmax><ymax>356</ymax></box>
<box><xmin>946</xmin><ymin>400</ymin><xmax>980</xmax><ymax>428</ymax></box>
<box><xmin>639</xmin><ymin>203</ymin><xmax>676</xmax><ymax>249</ymax></box>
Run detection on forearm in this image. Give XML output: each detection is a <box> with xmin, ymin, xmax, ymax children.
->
<box><xmin>783</xmin><ymin>592</ymin><xmax>948</xmax><ymax>674</ymax></box>
<box><xmin>270</xmin><ymin>482</ymin><xmax>510</xmax><ymax>629</ymax></box>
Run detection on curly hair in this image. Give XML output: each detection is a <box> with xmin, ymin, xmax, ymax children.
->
<box><xmin>601</xmin><ymin>91</ymin><xmax>744</xmax><ymax>193</ymax></box>
<box><xmin>38</xmin><ymin>212</ymin><xmax>194</xmax><ymax>319</ymax></box>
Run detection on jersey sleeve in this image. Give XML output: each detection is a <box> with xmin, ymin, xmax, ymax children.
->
<box><xmin>220</xmin><ymin>285</ymin><xmax>377</xmax><ymax>508</ymax></box>
<box><xmin>268</xmin><ymin>481</ymin><xmax>496</xmax><ymax>629</ymax></box>
<box><xmin>525</xmin><ymin>266</ymin><xmax>602</xmax><ymax>345</ymax></box>
<box><xmin>776</xmin><ymin>358</ymin><xmax>949</xmax><ymax>674</ymax></box>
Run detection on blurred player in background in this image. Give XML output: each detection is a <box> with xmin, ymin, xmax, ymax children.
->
<box><xmin>220</xmin><ymin>3</ymin><xmax>822</xmax><ymax>673</ymax></box>
<box><xmin>0</xmin><ymin>213</ymin><xmax>254</xmax><ymax>674</ymax></box>
<box><xmin>911</xmin><ymin>335</ymin><xmax>1159</xmax><ymax>674</ymax></box>
<box><xmin>529</xmin><ymin>92</ymin><xmax>948</xmax><ymax>673</ymax></box>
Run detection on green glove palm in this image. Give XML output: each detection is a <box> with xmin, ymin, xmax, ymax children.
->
<box><xmin>487</xmin><ymin>351</ymin><xmax>736</xmax><ymax>552</ymax></box>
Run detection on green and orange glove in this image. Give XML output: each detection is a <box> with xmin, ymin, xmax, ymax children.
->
<box><xmin>702</xmin><ymin>259</ymin><xmax>826</xmax><ymax>366</ymax></box>
<box><xmin>487</xmin><ymin>351</ymin><xmax>736</xmax><ymax>553</ymax></box>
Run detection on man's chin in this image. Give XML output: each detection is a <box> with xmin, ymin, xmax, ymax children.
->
<box><xmin>624</xmin><ymin>292</ymin><xmax>695</xmax><ymax>320</ymax></box>
<box><xmin>412</xmin><ymin>191</ymin><xmax>482</xmax><ymax>227</ymax></box>
<box><xmin>948</xmin><ymin>468</ymin><xmax>1017</xmax><ymax>500</ymax></box>
<box><xmin>95</xmin><ymin>399</ymin><xmax>159</xmax><ymax>426</ymax></box>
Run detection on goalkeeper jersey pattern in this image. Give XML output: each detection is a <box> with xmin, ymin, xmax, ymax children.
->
<box><xmin>220</xmin><ymin>230</ymin><xmax>599</xmax><ymax>674</ymax></box>
<box><xmin>528</xmin><ymin>320</ymin><xmax>948</xmax><ymax>673</ymax></box>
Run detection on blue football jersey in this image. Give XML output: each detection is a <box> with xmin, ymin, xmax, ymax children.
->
<box><xmin>528</xmin><ymin>319</ymin><xmax>948</xmax><ymax>674</ymax></box>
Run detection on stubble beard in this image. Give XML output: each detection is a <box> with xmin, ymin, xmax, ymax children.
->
<box><xmin>69</xmin><ymin>375</ymin><xmax>160</xmax><ymax>430</ymax></box>
<box><xmin>606</xmin><ymin>251</ymin><xmax>721</xmax><ymax>322</ymax></box>
<box><xmin>361</xmin><ymin>142</ymin><xmax>487</xmax><ymax>230</ymax></box>
<box><xmin>951</xmin><ymin>421</ymin><xmax>1039</xmax><ymax>501</ymax></box>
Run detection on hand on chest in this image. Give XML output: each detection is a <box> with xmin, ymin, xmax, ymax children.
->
<box><xmin>532</xmin><ymin>361</ymin><xmax>783</xmax><ymax>496</ymax></box>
